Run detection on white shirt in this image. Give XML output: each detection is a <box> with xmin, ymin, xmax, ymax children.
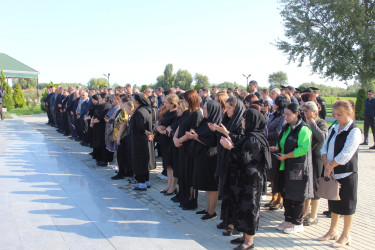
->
<box><xmin>320</xmin><ymin>120</ymin><xmax>361</xmax><ymax>179</ymax></box>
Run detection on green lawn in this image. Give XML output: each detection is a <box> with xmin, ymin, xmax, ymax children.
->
<box><xmin>9</xmin><ymin>105</ymin><xmax>45</xmax><ymax>116</ymax></box>
<box><xmin>322</xmin><ymin>96</ymin><xmax>356</xmax><ymax>118</ymax></box>
<box><xmin>326</xmin><ymin>120</ymin><xmax>364</xmax><ymax>131</ymax></box>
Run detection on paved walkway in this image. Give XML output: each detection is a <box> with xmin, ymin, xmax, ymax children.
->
<box><xmin>1</xmin><ymin>114</ymin><xmax>375</xmax><ymax>249</ymax></box>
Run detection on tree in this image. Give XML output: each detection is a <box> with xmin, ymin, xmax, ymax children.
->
<box><xmin>87</xmin><ymin>78</ymin><xmax>108</xmax><ymax>89</ymax></box>
<box><xmin>163</xmin><ymin>64</ymin><xmax>176</xmax><ymax>90</ymax></box>
<box><xmin>0</xmin><ymin>69</ymin><xmax>15</xmax><ymax>111</ymax></box>
<box><xmin>14</xmin><ymin>78</ymin><xmax>37</xmax><ymax>89</ymax></box>
<box><xmin>276</xmin><ymin>0</ymin><xmax>375</xmax><ymax>89</ymax></box>
<box><xmin>268</xmin><ymin>71</ymin><xmax>288</xmax><ymax>89</ymax></box>
<box><xmin>174</xmin><ymin>69</ymin><xmax>193</xmax><ymax>90</ymax></box>
<box><xmin>13</xmin><ymin>82</ymin><xmax>26</xmax><ymax>108</ymax></box>
<box><xmin>194</xmin><ymin>73</ymin><xmax>210</xmax><ymax>88</ymax></box>
<box><xmin>355</xmin><ymin>89</ymin><xmax>366</xmax><ymax>120</ymax></box>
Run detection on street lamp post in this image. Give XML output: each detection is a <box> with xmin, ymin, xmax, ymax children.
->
<box><xmin>103</xmin><ymin>73</ymin><xmax>110</xmax><ymax>88</ymax></box>
<box><xmin>242</xmin><ymin>74</ymin><xmax>251</xmax><ymax>86</ymax></box>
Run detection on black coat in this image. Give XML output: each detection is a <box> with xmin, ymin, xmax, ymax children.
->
<box><xmin>92</xmin><ymin>102</ymin><xmax>111</xmax><ymax>148</ymax></box>
<box><xmin>130</xmin><ymin>106</ymin><xmax>156</xmax><ymax>175</ymax></box>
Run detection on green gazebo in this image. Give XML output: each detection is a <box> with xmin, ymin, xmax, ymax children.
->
<box><xmin>0</xmin><ymin>53</ymin><xmax>40</xmax><ymax>95</ymax></box>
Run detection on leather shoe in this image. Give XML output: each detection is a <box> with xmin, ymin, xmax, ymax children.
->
<box><xmin>360</xmin><ymin>142</ymin><xmax>368</xmax><ymax>145</ymax></box>
<box><xmin>369</xmin><ymin>145</ymin><xmax>375</xmax><ymax>149</ymax></box>
<box><xmin>230</xmin><ymin>237</ymin><xmax>245</xmax><ymax>244</ymax></box>
<box><xmin>233</xmin><ymin>244</ymin><xmax>254</xmax><ymax>250</ymax></box>
<box><xmin>111</xmin><ymin>174</ymin><xmax>124</xmax><ymax>180</ymax></box>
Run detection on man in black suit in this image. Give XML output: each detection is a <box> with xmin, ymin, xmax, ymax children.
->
<box><xmin>248</xmin><ymin>80</ymin><xmax>262</xmax><ymax>100</ymax></box>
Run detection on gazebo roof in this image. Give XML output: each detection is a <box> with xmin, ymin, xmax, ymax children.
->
<box><xmin>0</xmin><ymin>53</ymin><xmax>39</xmax><ymax>78</ymax></box>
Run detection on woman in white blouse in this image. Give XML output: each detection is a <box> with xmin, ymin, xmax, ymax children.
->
<box><xmin>318</xmin><ymin>100</ymin><xmax>361</xmax><ymax>248</ymax></box>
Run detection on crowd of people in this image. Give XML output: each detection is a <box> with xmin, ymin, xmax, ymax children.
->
<box><xmin>43</xmin><ymin>81</ymin><xmax>361</xmax><ymax>249</ymax></box>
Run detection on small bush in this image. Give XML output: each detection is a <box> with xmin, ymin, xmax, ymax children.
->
<box><xmin>13</xmin><ymin>83</ymin><xmax>26</xmax><ymax>108</ymax></box>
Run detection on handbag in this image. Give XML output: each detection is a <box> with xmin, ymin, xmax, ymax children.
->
<box><xmin>316</xmin><ymin>172</ymin><xmax>341</xmax><ymax>201</ymax></box>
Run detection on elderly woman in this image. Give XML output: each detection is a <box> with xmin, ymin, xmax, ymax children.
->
<box><xmin>265</xmin><ymin>95</ymin><xmax>290</xmax><ymax>210</ymax></box>
<box><xmin>318</xmin><ymin>100</ymin><xmax>361</xmax><ymax>247</ymax></box>
<box><xmin>271</xmin><ymin>102</ymin><xmax>313</xmax><ymax>234</ymax></box>
<box><xmin>301</xmin><ymin>101</ymin><xmax>328</xmax><ymax>226</ymax></box>
<box><xmin>130</xmin><ymin>94</ymin><xmax>156</xmax><ymax>191</ymax></box>
<box><xmin>220</xmin><ymin>109</ymin><xmax>271</xmax><ymax>250</ymax></box>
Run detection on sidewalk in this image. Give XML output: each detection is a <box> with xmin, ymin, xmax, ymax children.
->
<box><xmin>3</xmin><ymin>114</ymin><xmax>375</xmax><ymax>249</ymax></box>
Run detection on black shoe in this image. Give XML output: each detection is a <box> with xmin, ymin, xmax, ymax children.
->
<box><xmin>74</xmin><ymin>138</ymin><xmax>81</xmax><ymax>142</ymax></box>
<box><xmin>230</xmin><ymin>237</ymin><xmax>245</xmax><ymax>245</ymax></box>
<box><xmin>217</xmin><ymin>221</ymin><xmax>227</xmax><ymax>229</ymax></box>
<box><xmin>69</xmin><ymin>137</ymin><xmax>76</xmax><ymax>140</ymax></box>
<box><xmin>223</xmin><ymin>227</ymin><xmax>240</xmax><ymax>236</ymax></box>
<box><xmin>196</xmin><ymin>209</ymin><xmax>208</xmax><ymax>215</ymax></box>
<box><xmin>269</xmin><ymin>203</ymin><xmax>283</xmax><ymax>211</ymax></box>
<box><xmin>322</xmin><ymin>210</ymin><xmax>330</xmax><ymax>216</ymax></box>
<box><xmin>164</xmin><ymin>189</ymin><xmax>177</xmax><ymax>196</ymax></box>
<box><xmin>171</xmin><ymin>195</ymin><xmax>180</xmax><ymax>202</ymax></box>
<box><xmin>370</xmin><ymin>145</ymin><xmax>375</xmax><ymax>149</ymax></box>
<box><xmin>201</xmin><ymin>212</ymin><xmax>217</xmax><ymax>221</ymax></box>
<box><xmin>160</xmin><ymin>190</ymin><xmax>168</xmax><ymax>193</ymax></box>
<box><xmin>303</xmin><ymin>217</ymin><xmax>319</xmax><ymax>226</ymax></box>
<box><xmin>111</xmin><ymin>174</ymin><xmax>125</xmax><ymax>180</ymax></box>
<box><xmin>97</xmin><ymin>161</ymin><xmax>108</xmax><ymax>167</ymax></box>
<box><xmin>233</xmin><ymin>244</ymin><xmax>254</xmax><ymax>250</ymax></box>
<box><xmin>64</xmin><ymin>133</ymin><xmax>70</xmax><ymax>136</ymax></box>
<box><xmin>360</xmin><ymin>142</ymin><xmax>368</xmax><ymax>145</ymax></box>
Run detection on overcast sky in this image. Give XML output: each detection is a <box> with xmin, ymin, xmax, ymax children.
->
<box><xmin>1</xmin><ymin>0</ymin><xmax>351</xmax><ymax>88</ymax></box>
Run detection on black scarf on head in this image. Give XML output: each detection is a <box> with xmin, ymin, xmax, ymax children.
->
<box><xmin>223</xmin><ymin>97</ymin><xmax>246</xmax><ymax>133</ymax></box>
<box><xmin>236</xmin><ymin>108</ymin><xmax>272</xmax><ymax>171</ymax></box>
<box><xmin>196</xmin><ymin>100</ymin><xmax>222</xmax><ymax>138</ymax></box>
<box><xmin>134</xmin><ymin>93</ymin><xmax>151</xmax><ymax>114</ymax></box>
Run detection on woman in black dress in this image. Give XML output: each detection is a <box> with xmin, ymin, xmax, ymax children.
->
<box><xmin>173</xmin><ymin>90</ymin><xmax>203</xmax><ymax>210</ymax></box>
<box><xmin>156</xmin><ymin>94</ymin><xmax>179</xmax><ymax>193</ymax></box>
<box><xmin>130</xmin><ymin>94</ymin><xmax>156</xmax><ymax>191</ymax></box>
<box><xmin>187</xmin><ymin>100</ymin><xmax>222</xmax><ymax>220</ymax></box>
<box><xmin>167</xmin><ymin>100</ymin><xmax>188</xmax><ymax>200</ymax></box>
<box><xmin>208</xmin><ymin>97</ymin><xmax>245</xmax><ymax>235</ymax></box>
<box><xmin>91</xmin><ymin>93</ymin><xmax>113</xmax><ymax>166</ymax></box>
<box><xmin>220</xmin><ymin>108</ymin><xmax>271</xmax><ymax>250</ymax></box>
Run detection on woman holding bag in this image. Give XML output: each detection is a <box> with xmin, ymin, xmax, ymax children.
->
<box><xmin>318</xmin><ymin>100</ymin><xmax>361</xmax><ymax>248</ymax></box>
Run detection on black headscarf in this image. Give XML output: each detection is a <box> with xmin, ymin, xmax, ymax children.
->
<box><xmin>195</xmin><ymin>101</ymin><xmax>222</xmax><ymax>152</ymax></box>
<box><xmin>237</xmin><ymin>109</ymin><xmax>272</xmax><ymax>171</ymax></box>
<box><xmin>224</xmin><ymin>97</ymin><xmax>246</xmax><ymax>133</ymax></box>
<box><xmin>92</xmin><ymin>94</ymin><xmax>99</xmax><ymax>101</ymax></box>
<box><xmin>134</xmin><ymin>93</ymin><xmax>150</xmax><ymax>107</ymax></box>
<box><xmin>205</xmin><ymin>100</ymin><xmax>222</xmax><ymax>125</ymax></box>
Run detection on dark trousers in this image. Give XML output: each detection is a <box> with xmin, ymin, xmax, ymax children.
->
<box><xmin>58</xmin><ymin>111</ymin><xmax>65</xmax><ymax>130</ymax></box>
<box><xmin>46</xmin><ymin>106</ymin><xmax>53</xmax><ymax>124</ymax></box>
<box><xmin>63</xmin><ymin>112</ymin><xmax>70</xmax><ymax>134</ymax></box>
<box><xmin>136</xmin><ymin>172</ymin><xmax>149</xmax><ymax>183</ymax></box>
<box><xmin>68</xmin><ymin>114</ymin><xmax>77</xmax><ymax>137</ymax></box>
<box><xmin>0</xmin><ymin>104</ymin><xmax>3</xmax><ymax>119</ymax></box>
<box><xmin>363</xmin><ymin>116</ymin><xmax>375</xmax><ymax>144</ymax></box>
<box><xmin>284</xmin><ymin>199</ymin><xmax>305</xmax><ymax>225</ymax></box>
<box><xmin>79</xmin><ymin>118</ymin><xmax>89</xmax><ymax>142</ymax></box>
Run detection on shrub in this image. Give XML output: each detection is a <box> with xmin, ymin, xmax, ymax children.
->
<box><xmin>40</xmin><ymin>88</ymin><xmax>48</xmax><ymax>111</ymax></box>
<box><xmin>13</xmin><ymin>83</ymin><xmax>26</xmax><ymax>108</ymax></box>
<box><xmin>355</xmin><ymin>89</ymin><xmax>366</xmax><ymax>120</ymax></box>
<box><xmin>0</xmin><ymin>70</ymin><xmax>15</xmax><ymax>111</ymax></box>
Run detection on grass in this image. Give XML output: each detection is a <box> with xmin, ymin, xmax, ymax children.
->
<box><xmin>322</xmin><ymin>96</ymin><xmax>357</xmax><ymax>118</ymax></box>
<box><xmin>8</xmin><ymin>105</ymin><xmax>45</xmax><ymax>116</ymax></box>
<box><xmin>326</xmin><ymin>120</ymin><xmax>364</xmax><ymax>131</ymax></box>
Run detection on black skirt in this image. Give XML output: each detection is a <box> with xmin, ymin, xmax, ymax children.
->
<box><xmin>160</xmin><ymin>134</ymin><xmax>172</xmax><ymax>168</ymax></box>
<box><xmin>192</xmin><ymin>150</ymin><xmax>218</xmax><ymax>191</ymax></box>
<box><xmin>328</xmin><ymin>172</ymin><xmax>358</xmax><ymax>215</ymax></box>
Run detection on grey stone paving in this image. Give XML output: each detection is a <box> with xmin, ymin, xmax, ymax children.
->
<box><xmin>12</xmin><ymin>114</ymin><xmax>375</xmax><ymax>249</ymax></box>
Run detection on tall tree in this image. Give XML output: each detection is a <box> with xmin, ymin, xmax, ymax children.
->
<box><xmin>0</xmin><ymin>69</ymin><xmax>15</xmax><ymax>110</ymax></box>
<box><xmin>163</xmin><ymin>64</ymin><xmax>176</xmax><ymax>89</ymax></box>
<box><xmin>174</xmin><ymin>69</ymin><xmax>193</xmax><ymax>90</ymax></box>
<box><xmin>268</xmin><ymin>71</ymin><xmax>288</xmax><ymax>89</ymax></box>
<box><xmin>87</xmin><ymin>78</ymin><xmax>108</xmax><ymax>89</ymax></box>
<box><xmin>194</xmin><ymin>73</ymin><xmax>210</xmax><ymax>88</ymax></box>
<box><xmin>276</xmin><ymin>0</ymin><xmax>375</xmax><ymax>89</ymax></box>
<box><xmin>14</xmin><ymin>78</ymin><xmax>37</xmax><ymax>89</ymax></box>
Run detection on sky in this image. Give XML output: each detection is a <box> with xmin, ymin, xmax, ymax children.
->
<box><xmin>1</xmin><ymin>0</ymin><xmax>351</xmax><ymax>88</ymax></box>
